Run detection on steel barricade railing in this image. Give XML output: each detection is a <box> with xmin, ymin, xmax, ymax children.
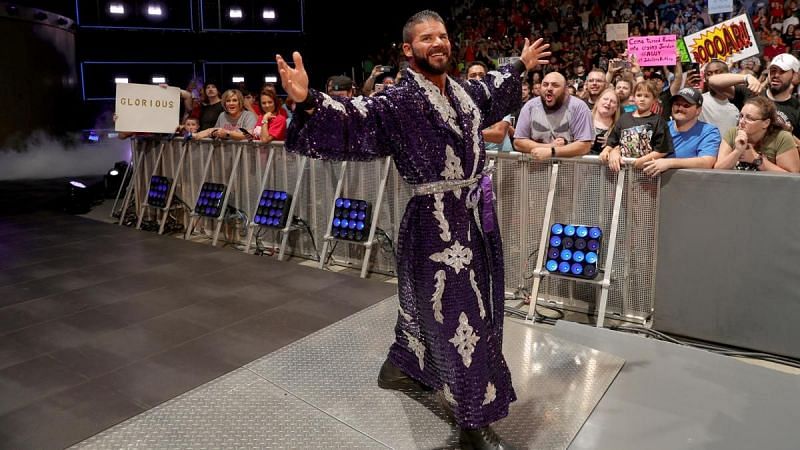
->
<box><xmin>125</xmin><ymin>138</ymin><xmax>658</xmax><ymax>325</ymax></box>
<box><xmin>490</xmin><ymin>151</ymin><xmax>658</xmax><ymax>325</ymax></box>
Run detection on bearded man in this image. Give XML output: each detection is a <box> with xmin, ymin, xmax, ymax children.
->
<box><xmin>513</xmin><ymin>71</ymin><xmax>594</xmax><ymax>160</ymax></box>
<box><xmin>277</xmin><ymin>10</ymin><xmax>550</xmax><ymax>449</ymax></box>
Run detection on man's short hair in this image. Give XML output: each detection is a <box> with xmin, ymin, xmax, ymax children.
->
<box><xmin>327</xmin><ymin>75</ymin><xmax>353</xmax><ymax>92</ymax></box>
<box><xmin>467</xmin><ymin>61</ymin><xmax>488</xmax><ymax>73</ymax></box>
<box><xmin>402</xmin><ymin>10</ymin><xmax>445</xmax><ymax>44</ymax></box>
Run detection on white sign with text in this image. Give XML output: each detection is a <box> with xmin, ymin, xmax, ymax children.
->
<box><xmin>708</xmin><ymin>0</ymin><xmax>733</xmax><ymax>15</ymax></box>
<box><xmin>115</xmin><ymin>83</ymin><xmax>180</xmax><ymax>134</ymax></box>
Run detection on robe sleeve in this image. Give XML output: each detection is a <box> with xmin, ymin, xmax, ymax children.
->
<box><xmin>460</xmin><ymin>62</ymin><xmax>524</xmax><ymax>130</ymax></box>
<box><xmin>286</xmin><ymin>89</ymin><xmax>400</xmax><ymax>161</ymax></box>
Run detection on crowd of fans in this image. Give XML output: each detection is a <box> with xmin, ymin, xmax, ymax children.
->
<box><xmin>354</xmin><ymin>0</ymin><xmax>800</xmax><ymax>174</ymax></box>
<box><xmin>117</xmin><ymin>0</ymin><xmax>800</xmax><ymax>175</ymax></box>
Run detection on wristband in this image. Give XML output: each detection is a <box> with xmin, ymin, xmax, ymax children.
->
<box><xmin>294</xmin><ymin>96</ymin><xmax>314</xmax><ymax>111</ymax></box>
<box><xmin>551</xmin><ymin>146</ymin><xmax>556</xmax><ymax>158</ymax></box>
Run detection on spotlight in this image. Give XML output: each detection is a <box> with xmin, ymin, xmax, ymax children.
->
<box><xmin>115</xmin><ymin>77</ymin><xmax>129</xmax><ymax>84</ymax></box>
<box><xmin>108</xmin><ymin>3</ymin><xmax>125</xmax><ymax>15</ymax></box>
<box><xmin>253</xmin><ymin>189</ymin><xmax>291</xmax><ymax>228</ymax></box>
<box><xmin>6</xmin><ymin>5</ymin><xmax>19</xmax><ymax>16</ymax></box>
<box><xmin>151</xmin><ymin>76</ymin><xmax>166</xmax><ymax>83</ymax></box>
<box><xmin>147</xmin><ymin>5</ymin><xmax>162</xmax><ymax>16</ymax></box>
<box><xmin>66</xmin><ymin>180</ymin><xmax>93</xmax><ymax>214</ymax></box>
<box><xmin>105</xmin><ymin>161</ymin><xmax>129</xmax><ymax>197</ymax></box>
<box><xmin>262</xmin><ymin>8</ymin><xmax>276</xmax><ymax>19</ymax></box>
<box><xmin>232</xmin><ymin>76</ymin><xmax>245</xmax><ymax>83</ymax></box>
<box><xmin>147</xmin><ymin>175</ymin><xmax>172</xmax><ymax>208</ymax></box>
<box><xmin>264</xmin><ymin>75</ymin><xmax>278</xmax><ymax>83</ymax></box>
<box><xmin>545</xmin><ymin>223</ymin><xmax>602</xmax><ymax>279</ymax></box>
<box><xmin>195</xmin><ymin>182</ymin><xmax>226</xmax><ymax>217</ymax></box>
<box><xmin>228</xmin><ymin>7</ymin><xmax>243</xmax><ymax>19</ymax></box>
<box><xmin>330</xmin><ymin>197</ymin><xmax>371</xmax><ymax>242</ymax></box>
<box><xmin>85</xmin><ymin>130</ymin><xmax>100</xmax><ymax>142</ymax></box>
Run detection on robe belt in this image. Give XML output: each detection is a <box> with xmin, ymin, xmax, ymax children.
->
<box><xmin>411</xmin><ymin>161</ymin><xmax>496</xmax><ymax>234</ymax></box>
<box><xmin>412</xmin><ymin>161</ymin><xmax>498</xmax><ymax>323</ymax></box>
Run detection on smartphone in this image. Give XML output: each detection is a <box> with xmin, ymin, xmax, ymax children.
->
<box><xmin>374</xmin><ymin>83</ymin><xmax>385</xmax><ymax>93</ymax></box>
<box><xmin>682</xmin><ymin>61</ymin><xmax>700</xmax><ymax>72</ymax></box>
<box><xmin>381</xmin><ymin>66</ymin><xmax>394</xmax><ymax>73</ymax></box>
<box><xmin>620</xmin><ymin>60</ymin><xmax>632</xmax><ymax>69</ymax></box>
<box><xmin>239</xmin><ymin>127</ymin><xmax>255</xmax><ymax>139</ymax></box>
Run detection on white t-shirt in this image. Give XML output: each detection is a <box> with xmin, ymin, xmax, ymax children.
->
<box><xmin>698</xmin><ymin>92</ymin><xmax>739</xmax><ymax>134</ymax></box>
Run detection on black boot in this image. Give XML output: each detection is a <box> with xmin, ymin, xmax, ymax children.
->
<box><xmin>459</xmin><ymin>426</ymin><xmax>516</xmax><ymax>450</ymax></box>
<box><xmin>377</xmin><ymin>358</ymin><xmax>430</xmax><ymax>392</ymax></box>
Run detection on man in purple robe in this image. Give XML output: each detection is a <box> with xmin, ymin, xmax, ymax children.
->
<box><xmin>277</xmin><ymin>10</ymin><xmax>549</xmax><ymax>450</ymax></box>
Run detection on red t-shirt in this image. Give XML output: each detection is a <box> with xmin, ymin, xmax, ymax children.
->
<box><xmin>254</xmin><ymin>113</ymin><xmax>287</xmax><ymax>141</ymax></box>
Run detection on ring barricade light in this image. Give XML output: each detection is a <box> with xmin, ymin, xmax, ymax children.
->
<box><xmin>147</xmin><ymin>175</ymin><xmax>172</xmax><ymax>208</ymax></box>
<box><xmin>196</xmin><ymin>182</ymin><xmax>227</xmax><ymax>218</ymax></box>
<box><xmin>545</xmin><ymin>223</ymin><xmax>602</xmax><ymax>279</ymax></box>
<box><xmin>253</xmin><ymin>189</ymin><xmax>291</xmax><ymax>228</ymax></box>
<box><xmin>330</xmin><ymin>197</ymin><xmax>371</xmax><ymax>242</ymax></box>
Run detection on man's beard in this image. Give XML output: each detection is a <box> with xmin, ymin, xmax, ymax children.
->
<box><xmin>770</xmin><ymin>80</ymin><xmax>792</xmax><ymax>96</ymax></box>
<box><xmin>542</xmin><ymin>91</ymin><xmax>567</xmax><ymax>111</ymax></box>
<box><xmin>412</xmin><ymin>47</ymin><xmax>449</xmax><ymax>75</ymax></box>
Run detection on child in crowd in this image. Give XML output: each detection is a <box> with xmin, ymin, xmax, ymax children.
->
<box><xmin>600</xmin><ymin>80</ymin><xmax>674</xmax><ymax>172</ymax></box>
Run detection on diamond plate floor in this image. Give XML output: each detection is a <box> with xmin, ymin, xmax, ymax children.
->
<box><xmin>75</xmin><ymin>297</ymin><xmax>624</xmax><ymax>449</ymax></box>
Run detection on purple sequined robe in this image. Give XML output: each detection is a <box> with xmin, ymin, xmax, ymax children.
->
<box><xmin>287</xmin><ymin>65</ymin><xmax>523</xmax><ymax>429</ymax></box>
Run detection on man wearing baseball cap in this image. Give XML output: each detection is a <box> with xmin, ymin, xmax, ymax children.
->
<box><xmin>766</xmin><ymin>53</ymin><xmax>800</xmax><ymax>137</ymax></box>
<box><xmin>642</xmin><ymin>87</ymin><xmax>721</xmax><ymax>176</ymax></box>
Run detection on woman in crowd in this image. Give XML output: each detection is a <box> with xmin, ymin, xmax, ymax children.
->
<box><xmin>254</xmin><ymin>90</ymin><xmax>287</xmax><ymax>142</ymax></box>
<box><xmin>193</xmin><ymin>89</ymin><xmax>257</xmax><ymax>140</ymax></box>
<box><xmin>590</xmin><ymin>88</ymin><xmax>620</xmax><ymax>155</ymax></box>
<box><xmin>714</xmin><ymin>96</ymin><xmax>800</xmax><ymax>173</ymax></box>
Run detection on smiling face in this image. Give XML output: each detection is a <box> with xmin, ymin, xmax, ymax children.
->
<box><xmin>260</xmin><ymin>93</ymin><xmax>275</xmax><ymax>114</ymax></box>
<box><xmin>402</xmin><ymin>19</ymin><xmax>451</xmax><ymax>76</ymax></box>
<box><xmin>222</xmin><ymin>91</ymin><xmax>243</xmax><ymax>115</ymax></box>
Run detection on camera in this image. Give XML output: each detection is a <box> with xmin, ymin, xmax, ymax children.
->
<box><xmin>381</xmin><ymin>66</ymin><xmax>393</xmax><ymax>73</ymax></box>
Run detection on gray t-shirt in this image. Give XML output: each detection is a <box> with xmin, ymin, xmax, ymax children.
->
<box><xmin>214</xmin><ymin>110</ymin><xmax>257</xmax><ymax>133</ymax></box>
<box><xmin>698</xmin><ymin>92</ymin><xmax>739</xmax><ymax>134</ymax></box>
<box><xmin>514</xmin><ymin>95</ymin><xmax>594</xmax><ymax>144</ymax></box>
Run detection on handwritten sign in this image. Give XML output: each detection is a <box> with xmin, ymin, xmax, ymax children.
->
<box><xmin>627</xmin><ymin>35</ymin><xmax>677</xmax><ymax>66</ymax></box>
<box><xmin>684</xmin><ymin>14</ymin><xmax>759</xmax><ymax>64</ymax></box>
<box><xmin>708</xmin><ymin>0</ymin><xmax>733</xmax><ymax>15</ymax></box>
<box><xmin>115</xmin><ymin>83</ymin><xmax>180</xmax><ymax>134</ymax></box>
<box><xmin>606</xmin><ymin>23</ymin><xmax>628</xmax><ymax>42</ymax></box>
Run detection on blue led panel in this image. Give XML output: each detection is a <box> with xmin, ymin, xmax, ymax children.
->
<box><xmin>147</xmin><ymin>175</ymin><xmax>172</xmax><ymax>208</ymax></box>
<box><xmin>330</xmin><ymin>198</ymin><xmax>371</xmax><ymax>242</ymax></box>
<box><xmin>253</xmin><ymin>189</ymin><xmax>291</xmax><ymax>228</ymax></box>
<box><xmin>545</xmin><ymin>223</ymin><xmax>602</xmax><ymax>279</ymax></box>
<box><xmin>195</xmin><ymin>182</ymin><xmax>226</xmax><ymax>217</ymax></box>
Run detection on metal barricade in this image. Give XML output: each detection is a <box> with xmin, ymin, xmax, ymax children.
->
<box><xmin>492</xmin><ymin>152</ymin><xmax>658</xmax><ymax>325</ymax></box>
<box><xmin>124</xmin><ymin>139</ymin><xmax>658</xmax><ymax>325</ymax></box>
